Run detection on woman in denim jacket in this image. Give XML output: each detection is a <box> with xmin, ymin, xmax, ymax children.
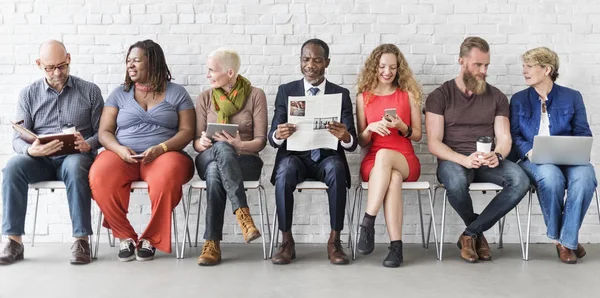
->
<box><xmin>510</xmin><ymin>47</ymin><xmax>597</xmax><ymax>264</ymax></box>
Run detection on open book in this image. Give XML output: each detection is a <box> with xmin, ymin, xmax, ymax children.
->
<box><xmin>10</xmin><ymin>120</ymin><xmax>79</xmax><ymax>156</ymax></box>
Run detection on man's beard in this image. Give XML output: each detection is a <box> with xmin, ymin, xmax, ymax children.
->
<box><xmin>463</xmin><ymin>70</ymin><xmax>487</xmax><ymax>95</ymax></box>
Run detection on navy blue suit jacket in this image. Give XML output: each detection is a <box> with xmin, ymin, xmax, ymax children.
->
<box><xmin>268</xmin><ymin>79</ymin><xmax>358</xmax><ymax>187</ymax></box>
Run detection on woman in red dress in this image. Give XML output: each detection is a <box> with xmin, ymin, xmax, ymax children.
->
<box><xmin>355</xmin><ymin>44</ymin><xmax>423</xmax><ymax>267</ymax></box>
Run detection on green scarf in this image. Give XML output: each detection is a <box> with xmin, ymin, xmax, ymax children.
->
<box><xmin>212</xmin><ymin>75</ymin><xmax>252</xmax><ymax>124</ymax></box>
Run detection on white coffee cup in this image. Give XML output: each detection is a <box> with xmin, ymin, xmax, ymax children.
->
<box><xmin>61</xmin><ymin>124</ymin><xmax>76</xmax><ymax>134</ymax></box>
<box><xmin>476</xmin><ymin>136</ymin><xmax>492</xmax><ymax>158</ymax></box>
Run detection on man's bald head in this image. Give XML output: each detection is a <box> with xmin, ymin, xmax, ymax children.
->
<box><xmin>38</xmin><ymin>40</ymin><xmax>68</xmax><ymax>63</ymax></box>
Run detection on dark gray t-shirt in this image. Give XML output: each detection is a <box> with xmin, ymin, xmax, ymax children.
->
<box><xmin>106</xmin><ymin>82</ymin><xmax>194</xmax><ymax>153</ymax></box>
<box><xmin>425</xmin><ymin>79</ymin><xmax>509</xmax><ymax>155</ymax></box>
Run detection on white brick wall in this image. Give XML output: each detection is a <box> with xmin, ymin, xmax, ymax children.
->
<box><xmin>0</xmin><ymin>0</ymin><xmax>599</xmax><ymax>245</ymax></box>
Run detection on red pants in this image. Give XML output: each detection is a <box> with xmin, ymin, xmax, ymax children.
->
<box><xmin>89</xmin><ymin>150</ymin><xmax>193</xmax><ymax>253</ymax></box>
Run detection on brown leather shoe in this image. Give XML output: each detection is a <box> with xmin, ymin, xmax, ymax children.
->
<box><xmin>327</xmin><ymin>231</ymin><xmax>349</xmax><ymax>265</ymax></box>
<box><xmin>70</xmin><ymin>239</ymin><xmax>91</xmax><ymax>265</ymax></box>
<box><xmin>456</xmin><ymin>234</ymin><xmax>478</xmax><ymax>263</ymax></box>
<box><xmin>198</xmin><ymin>240</ymin><xmax>221</xmax><ymax>266</ymax></box>
<box><xmin>235</xmin><ymin>207</ymin><xmax>261</xmax><ymax>243</ymax></box>
<box><xmin>575</xmin><ymin>243</ymin><xmax>586</xmax><ymax>259</ymax></box>
<box><xmin>272</xmin><ymin>241</ymin><xmax>296</xmax><ymax>265</ymax></box>
<box><xmin>475</xmin><ymin>234</ymin><xmax>492</xmax><ymax>261</ymax></box>
<box><xmin>0</xmin><ymin>239</ymin><xmax>24</xmax><ymax>265</ymax></box>
<box><xmin>556</xmin><ymin>243</ymin><xmax>577</xmax><ymax>264</ymax></box>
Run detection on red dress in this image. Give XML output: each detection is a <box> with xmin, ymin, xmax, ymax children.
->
<box><xmin>360</xmin><ymin>89</ymin><xmax>421</xmax><ymax>182</ymax></box>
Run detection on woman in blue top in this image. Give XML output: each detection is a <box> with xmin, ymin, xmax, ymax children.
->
<box><xmin>90</xmin><ymin>40</ymin><xmax>195</xmax><ymax>262</ymax></box>
<box><xmin>510</xmin><ymin>47</ymin><xmax>597</xmax><ymax>264</ymax></box>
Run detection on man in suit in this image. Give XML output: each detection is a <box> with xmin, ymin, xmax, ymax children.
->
<box><xmin>268</xmin><ymin>39</ymin><xmax>358</xmax><ymax>265</ymax></box>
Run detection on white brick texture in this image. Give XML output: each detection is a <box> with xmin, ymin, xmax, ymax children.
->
<box><xmin>0</xmin><ymin>0</ymin><xmax>599</xmax><ymax>245</ymax></box>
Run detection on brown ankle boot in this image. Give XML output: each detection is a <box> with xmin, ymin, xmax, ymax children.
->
<box><xmin>457</xmin><ymin>234</ymin><xmax>478</xmax><ymax>263</ymax></box>
<box><xmin>556</xmin><ymin>243</ymin><xmax>577</xmax><ymax>264</ymax></box>
<box><xmin>575</xmin><ymin>243</ymin><xmax>586</xmax><ymax>258</ymax></box>
<box><xmin>198</xmin><ymin>240</ymin><xmax>221</xmax><ymax>266</ymax></box>
<box><xmin>475</xmin><ymin>234</ymin><xmax>492</xmax><ymax>261</ymax></box>
<box><xmin>327</xmin><ymin>230</ymin><xmax>349</xmax><ymax>265</ymax></box>
<box><xmin>235</xmin><ymin>207</ymin><xmax>261</xmax><ymax>243</ymax></box>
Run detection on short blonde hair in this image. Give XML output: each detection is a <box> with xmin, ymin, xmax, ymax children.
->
<box><xmin>207</xmin><ymin>48</ymin><xmax>241</xmax><ymax>74</ymax></box>
<box><xmin>522</xmin><ymin>47</ymin><xmax>559</xmax><ymax>82</ymax></box>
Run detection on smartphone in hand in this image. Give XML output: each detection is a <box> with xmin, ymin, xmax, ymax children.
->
<box><xmin>384</xmin><ymin>108</ymin><xmax>397</xmax><ymax>120</ymax></box>
<box><xmin>131</xmin><ymin>154</ymin><xmax>145</xmax><ymax>159</ymax></box>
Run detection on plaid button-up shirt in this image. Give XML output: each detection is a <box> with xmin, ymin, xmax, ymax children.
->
<box><xmin>13</xmin><ymin>75</ymin><xmax>104</xmax><ymax>154</ymax></box>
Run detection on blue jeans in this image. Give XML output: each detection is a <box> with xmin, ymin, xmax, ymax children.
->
<box><xmin>195</xmin><ymin>142</ymin><xmax>263</xmax><ymax>240</ymax></box>
<box><xmin>519</xmin><ymin>160</ymin><xmax>597</xmax><ymax>250</ymax></box>
<box><xmin>437</xmin><ymin>159</ymin><xmax>530</xmax><ymax>237</ymax></box>
<box><xmin>2</xmin><ymin>153</ymin><xmax>95</xmax><ymax>237</ymax></box>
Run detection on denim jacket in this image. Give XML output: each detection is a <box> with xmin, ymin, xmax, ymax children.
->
<box><xmin>509</xmin><ymin>84</ymin><xmax>592</xmax><ymax>160</ymax></box>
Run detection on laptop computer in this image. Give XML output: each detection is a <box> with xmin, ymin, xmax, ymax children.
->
<box><xmin>530</xmin><ymin>136</ymin><xmax>593</xmax><ymax>165</ymax></box>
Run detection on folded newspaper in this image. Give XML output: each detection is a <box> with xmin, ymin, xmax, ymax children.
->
<box><xmin>286</xmin><ymin>93</ymin><xmax>342</xmax><ymax>151</ymax></box>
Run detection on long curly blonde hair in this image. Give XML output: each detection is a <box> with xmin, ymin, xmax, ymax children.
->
<box><xmin>357</xmin><ymin>44</ymin><xmax>422</xmax><ymax>106</ymax></box>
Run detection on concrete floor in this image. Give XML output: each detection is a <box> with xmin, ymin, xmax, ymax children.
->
<box><xmin>1</xmin><ymin>243</ymin><xmax>599</xmax><ymax>298</ymax></box>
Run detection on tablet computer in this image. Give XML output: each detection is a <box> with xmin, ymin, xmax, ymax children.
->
<box><xmin>206</xmin><ymin>123</ymin><xmax>239</xmax><ymax>140</ymax></box>
<box><xmin>530</xmin><ymin>135</ymin><xmax>593</xmax><ymax>165</ymax></box>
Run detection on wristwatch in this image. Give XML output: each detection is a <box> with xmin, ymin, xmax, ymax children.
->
<box><xmin>495</xmin><ymin>152</ymin><xmax>504</xmax><ymax>163</ymax></box>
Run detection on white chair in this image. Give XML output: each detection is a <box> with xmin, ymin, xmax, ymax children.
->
<box><xmin>93</xmin><ymin>181</ymin><xmax>189</xmax><ymax>259</ymax></box>
<box><xmin>431</xmin><ymin>183</ymin><xmax>525</xmax><ymax>261</ymax></box>
<box><xmin>268</xmin><ymin>181</ymin><xmax>354</xmax><ymax>259</ymax></box>
<box><xmin>523</xmin><ymin>166</ymin><xmax>600</xmax><ymax>261</ymax></box>
<box><xmin>350</xmin><ymin>180</ymin><xmax>438</xmax><ymax>260</ymax></box>
<box><xmin>181</xmin><ymin>179</ymin><xmax>271</xmax><ymax>259</ymax></box>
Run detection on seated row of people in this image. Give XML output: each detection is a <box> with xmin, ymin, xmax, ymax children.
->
<box><xmin>1</xmin><ymin>37</ymin><xmax>596</xmax><ymax>268</ymax></box>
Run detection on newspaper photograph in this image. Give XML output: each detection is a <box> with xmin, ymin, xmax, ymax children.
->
<box><xmin>286</xmin><ymin>93</ymin><xmax>342</xmax><ymax>151</ymax></box>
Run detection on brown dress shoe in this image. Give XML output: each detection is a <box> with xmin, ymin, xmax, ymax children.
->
<box><xmin>556</xmin><ymin>243</ymin><xmax>577</xmax><ymax>264</ymax></box>
<box><xmin>198</xmin><ymin>240</ymin><xmax>221</xmax><ymax>266</ymax></box>
<box><xmin>272</xmin><ymin>241</ymin><xmax>296</xmax><ymax>265</ymax></box>
<box><xmin>327</xmin><ymin>232</ymin><xmax>349</xmax><ymax>265</ymax></box>
<box><xmin>0</xmin><ymin>239</ymin><xmax>24</xmax><ymax>265</ymax></box>
<box><xmin>575</xmin><ymin>243</ymin><xmax>586</xmax><ymax>259</ymax></box>
<box><xmin>235</xmin><ymin>207</ymin><xmax>261</xmax><ymax>243</ymax></box>
<box><xmin>456</xmin><ymin>234</ymin><xmax>478</xmax><ymax>263</ymax></box>
<box><xmin>475</xmin><ymin>234</ymin><xmax>492</xmax><ymax>261</ymax></box>
<box><xmin>70</xmin><ymin>239</ymin><xmax>91</xmax><ymax>265</ymax></box>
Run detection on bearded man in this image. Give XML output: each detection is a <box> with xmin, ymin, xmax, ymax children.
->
<box><xmin>425</xmin><ymin>37</ymin><xmax>529</xmax><ymax>263</ymax></box>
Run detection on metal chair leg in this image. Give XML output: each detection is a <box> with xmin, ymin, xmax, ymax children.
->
<box><xmin>181</xmin><ymin>187</ymin><xmax>192</xmax><ymax>248</ymax></box>
<box><xmin>269</xmin><ymin>205</ymin><xmax>278</xmax><ymax>259</ymax></box>
<box><xmin>349</xmin><ymin>185</ymin><xmax>360</xmax><ymax>252</ymax></box>
<box><xmin>260</xmin><ymin>186</ymin><xmax>271</xmax><ymax>246</ymax></box>
<box><xmin>427</xmin><ymin>187</ymin><xmax>439</xmax><ymax>257</ymax></box>
<box><xmin>173</xmin><ymin>209</ymin><xmax>180</xmax><ymax>259</ymax></box>
<box><xmin>194</xmin><ymin>189</ymin><xmax>203</xmax><ymax>247</ymax></box>
<box><xmin>525</xmin><ymin>189</ymin><xmax>533</xmax><ymax>261</ymax></box>
<box><xmin>352</xmin><ymin>187</ymin><xmax>364</xmax><ymax>260</ymax></box>
<box><xmin>32</xmin><ymin>189</ymin><xmax>41</xmax><ymax>247</ymax></box>
<box><xmin>346</xmin><ymin>191</ymin><xmax>353</xmax><ymax>248</ymax></box>
<box><xmin>180</xmin><ymin>186</ymin><xmax>194</xmax><ymax>259</ymax></box>
<box><xmin>417</xmin><ymin>190</ymin><xmax>426</xmax><ymax>248</ymax></box>
<box><xmin>498</xmin><ymin>216</ymin><xmax>506</xmax><ymax>249</ymax></box>
<box><xmin>94</xmin><ymin>210</ymin><xmax>103</xmax><ymax>259</ymax></box>
<box><xmin>439</xmin><ymin>189</ymin><xmax>447</xmax><ymax>261</ymax></box>
<box><xmin>515</xmin><ymin>205</ymin><xmax>525</xmax><ymax>260</ymax></box>
<box><xmin>257</xmin><ymin>186</ymin><xmax>267</xmax><ymax>260</ymax></box>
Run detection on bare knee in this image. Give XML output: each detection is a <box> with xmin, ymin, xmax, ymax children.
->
<box><xmin>390</xmin><ymin>170</ymin><xmax>403</xmax><ymax>185</ymax></box>
<box><xmin>375</xmin><ymin>149</ymin><xmax>395</xmax><ymax>164</ymax></box>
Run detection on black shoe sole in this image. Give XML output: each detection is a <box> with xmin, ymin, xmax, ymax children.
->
<box><xmin>0</xmin><ymin>254</ymin><xmax>24</xmax><ymax>265</ymax></box>
<box><xmin>357</xmin><ymin>246</ymin><xmax>374</xmax><ymax>255</ymax></box>
<box><xmin>245</xmin><ymin>232</ymin><xmax>261</xmax><ymax>244</ymax></box>
<box><xmin>70</xmin><ymin>259</ymin><xmax>91</xmax><ymax>265</ymax></box>
<box><xmin>198</xmin><ymin>258</ymin><xmax>221</xmax><ymax>266</ymax></box>
<box><xmin>383</xmin><ymin>261</ymin><xmax>402</xmax><ymax>268</ymax></box>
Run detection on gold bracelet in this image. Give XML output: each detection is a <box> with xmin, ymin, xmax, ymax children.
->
<box><xmin>159</xmin><ymin>142</ymin><xmax>168</xmax><ymax>152</ymax></box>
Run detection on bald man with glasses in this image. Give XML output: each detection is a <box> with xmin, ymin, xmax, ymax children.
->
<box><xmin>1</xmin><ymin>40</ymin><xmax>104</xmax><ymax>265</ymax></box>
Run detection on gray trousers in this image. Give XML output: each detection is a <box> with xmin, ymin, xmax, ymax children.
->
<box><xmin>195</xmin><ymin>142</ymin><xmax>262</xmax><ymax>240</ymax></box>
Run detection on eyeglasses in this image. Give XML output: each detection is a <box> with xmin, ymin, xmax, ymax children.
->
<box><xmin>41</xmin><ymin>63</ymin><xmax>69</xmax><ymax>73</ymax></box>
